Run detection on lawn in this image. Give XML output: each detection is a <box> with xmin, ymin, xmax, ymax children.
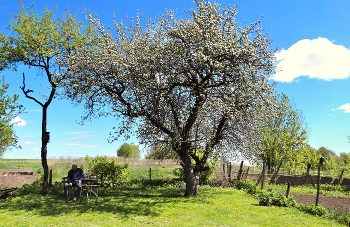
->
<box><xmin>0</xmin><ymin>159</ymin><xmax>348</xmax><ymax>226</ymax></box>
<box><xmin>0</xmin><ymin>185</ymin><xmax>343</xmax><ymax>227</ymax></box>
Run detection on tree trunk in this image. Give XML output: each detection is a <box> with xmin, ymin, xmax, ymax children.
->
<box><xmin>184</xmin><ymin>169</ymin><xmax>200</xmax><ymax>197</ymax></box>
<box><xmin>20</xmin><ymin>72</ymin><xmax>55</xmax><ymax>195</ymax></box>
<box><xmin>41</xmin><ymin>107</ymin><xmax>49</xmax><ymax>195</ymax></box>
<box><xmin>269</xmin><ymin>159</ymin><xmax>283</xmax><ymax>184</ymax></box>
<box><xmin>183</xmin><ymin>156</ymin><xmax>200</xmax><ymax>197</ymax></box>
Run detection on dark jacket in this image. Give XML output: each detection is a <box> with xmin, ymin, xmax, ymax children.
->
<box><xmin>67</xmin><ymin>168</ymin><xmax>85</xmax><ymax>185</ymax></box>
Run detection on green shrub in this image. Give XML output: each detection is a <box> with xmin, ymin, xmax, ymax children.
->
<box><xmin>328</xmin><ymin>208</ymin><xmax>350</xmax><ymax>225</ymax></box>
<box><xmin>85</xmin><ymin>155</ymin><xmax>128</xmax><ymax>187</ymax></box>
<box><xmin>0</xmin><ymin>186</ymin><xmax>8</xmax><ymax>190</ymax></box>
<box><xmin>232</xmin><ymin>180</ymin><xmax>261</xmax><ymax>195</ymax></box>
<box><xmin>16</xmin><ymin>177</ymin><xmax>42</xmax><ymax>195</ymax></box>
<box><xmin>258</xmin><ymin>190</ymin><xmax>296</xmax><ymax>207</ymax></box>
<box><xmin>298</xmin><ymin>204</ymin><xmax>329</xmax><ymax>216</ymax></box>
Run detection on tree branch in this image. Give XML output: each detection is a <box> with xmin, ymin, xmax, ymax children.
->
<box><xmin>20</xmin><ymin>73</ymin><xmax>44</xmax><ymax>107</ymax></box>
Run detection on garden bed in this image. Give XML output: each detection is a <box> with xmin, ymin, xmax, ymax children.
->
<box><xmin>293</xmin><ymin>193</ymin><xmax>350</xmax><ymax>212</ymax></box>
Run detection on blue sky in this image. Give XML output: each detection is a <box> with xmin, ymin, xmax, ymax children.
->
<box><xmin>1</xmin><ymin>0</ymin><xmax>349</xmax><ymax>159</ymax></box>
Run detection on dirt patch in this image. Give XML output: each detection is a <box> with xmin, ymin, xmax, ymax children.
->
<box><xmin>0</xmin><ymin>175</ymin><xmax>38</xmax><ymax>188</ymax></box>
<box><xmin>292</xmin><ymin>194</ymin><xmax>350</xmax><ymax>212</ymax></box>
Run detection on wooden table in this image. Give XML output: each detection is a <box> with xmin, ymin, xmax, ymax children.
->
<box><xmin>82</xmin><ymin>179</ymin><xmax>99</xmax><ymax>199</ymax></box>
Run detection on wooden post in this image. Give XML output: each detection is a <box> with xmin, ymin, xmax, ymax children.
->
<box><xmin>270</xmin><ymin>159</ymin><xmax>283</xmax><ymax>184</ymax></box>
<box><xmin>241</xmin><ymin>170</ymin><xmax>245</xmax><ymax>181</ymax></box>
<box><xmin>333</xmin><ymin>169</ymin><xmax>345</xmax><ymax>186</ymax></box>
<box><xmin>316</xmin><ymin>157</ymin><xmax>325</xmax><ymax>206</ymax></box>
<box><xmin>237</xmin><ymin>161</ymin><xmax>244</xmax><ymax>181</ymax></box>
<box><xmin>261</xmin><ymin>163</ymin><xmax>266</xmax><ymax>190</ymax></box>
<box><xmin>305</xmin><ymin>163</ymin><xmax>311</xmax><ymax>185</ymax></box>
<box><xmin>223</xmin><ymin>163</ymin><xmax>226</xmax><ymax>181</ymax></box>
<box><xmin>228</xmin><ymin>162</ymin><xmax>231</xmax><ymax>181</ymax></box>
<box><xmin>255</xmin><ymin>174</ymin><xmax>262</xmax><ymax>186</ymax></box>
<box><xmin>286</xmin><ymin>182</ymin><xmax>291</xmax><ymax>198</ymax></box>
<box><xmin>243</xmin><ymin>167</ymin><xmax>250</xmax><ymax>181</ymax></box>
<box><xmin>256</xmin><ymin>163</ymin><xmax>266</xmax><ymax>188</ymax></box>
<box><xmin>340</xmin><ymin>169</ymin><xmax>345</xmax><ymax>179</ymax></box>
<box><xmin>306</xmin><ymin>163</ymin><xmax>311</xmax><ymax>175</ymax></box>
<box><xmin>49</xmin><ymin>169</ymin><xmax>52</xmax><ymax>187</ymax></box>
<box><xmin>149</xmin><ymin>168</ymin><xmax>152</xmax><ymax>185</ymax></box>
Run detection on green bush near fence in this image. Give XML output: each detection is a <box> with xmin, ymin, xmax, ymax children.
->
<box><xmin>85</xmin><ymin>155</ymin><xmax>129</xmax><ymax>187</ymax></box>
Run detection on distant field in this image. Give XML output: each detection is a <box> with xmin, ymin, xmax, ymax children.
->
<box><xmin>0</xmin><ymin>157</ymin><xmax>181</xmax><ymax>184</ymax></box>
<box><xmin>0</xmin><ymin>157</ymin><xmax>262</xmax><ymax>185</ymax></box>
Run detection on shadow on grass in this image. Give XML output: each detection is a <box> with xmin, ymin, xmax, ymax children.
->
<box><xmin>0</xmin><ymin>187</ymin><xmax>185</xmax><ymax>218</ymax></box>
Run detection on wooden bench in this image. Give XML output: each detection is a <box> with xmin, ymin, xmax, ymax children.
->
<box><xmin>62</xmin><ymin>176</ymin><xmax>100</xmax><ymax>199</ymax></box>
<box><xmin>82</xmin><ymin>176</ymin><xmax>100</xmax><ymax>199</ymax></box>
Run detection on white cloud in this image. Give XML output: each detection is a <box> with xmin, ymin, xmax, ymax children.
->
<box><xmin>337</xmin><ymin>103</ymin><xmax>350</xmax><ymax>113</ymax></box>
<box><xmin>64</xmin><ymin>131</ymin><xmax>96</xmax><ymax>134</ymax></box>
<box><xmin>331</xmin><ymin>108</ymin><xmax>335</xmax><ymax>111</ymax></box>
<box><xmin>273</xmin><ymin>37</ymin><xmax>350</xmax><ymax>82</ymax></box>
<box><xmin>63</xmin><ymin>143</ymin><xmax>83</xmax><ymax>146</ymax></box>
<box><xmin>25</xmin><ymin>141</ymin><xmax>39</xmax><ymax>144</ymax></box>
<box><xmin>10</xmin><ymin>116</ymin><xmax>26</xmax><ymax>126</ymax></box>
<box><xmin>62</xmin><ymin>143</ymin><xmax>98</xmax><ymax>148</ymax></box>
<box><xmin>80</xmin><ymin>145</ymin><xmax>99</xmax><ymax>148</ymax></box>
<box><xmin>64</xmin><ymin>131</ymin><xmax>96</xmax><ymax>140</ymax></box>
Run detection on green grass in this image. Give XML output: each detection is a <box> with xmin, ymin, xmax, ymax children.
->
<box><xmin>1</xmin><ymin>159</ymin><xmax>349</xmax><ymax>226</ymax></box>
<box><xmin>127</xmin><ymin>163</ymin><xmax>180</xmax><ymax>180</ymax></box>
<box><xmin>0</xmin><ymin>184</ymin><xmax>344</xmax><ymax>227</ymax></box>
<box><xmin>0</xmin><ymin>159</ymin><xmax>43</xmax><ymax>171</ymax></box>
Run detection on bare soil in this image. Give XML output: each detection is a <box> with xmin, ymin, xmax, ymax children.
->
<box><xmin>0</xmin><ymin>175</ymin><xmax>38</xmax><ymax>188</ymax></box>
<box><xmin>0</xmin><ymin>169</ymin><xmax>37</xmax><ymax>188</ymax></box>
<box><xmin>292</xmin><ymin>194</ymin><xmax>350</xmax><ymax>212</ymax></box>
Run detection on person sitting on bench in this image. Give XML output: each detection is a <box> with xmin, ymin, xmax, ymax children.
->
<box><xmin>65</xmin><ymin>163</ymin><xmax>85</xmax><ymax>202</ymax></box>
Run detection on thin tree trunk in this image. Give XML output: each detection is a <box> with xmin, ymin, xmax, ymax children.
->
<box><xmin>41</xmin><ymin>107</ymin><xmax>49</xmax><ymax>195</ymax></box>
<box><xmin>269</xmin><ymin>159</ymin><xmax>283</xmax><ymax>184</ymax></box>
<box><xmin>21</xmin><ymin>69</ymin><xmax>56</xmax><ymax>195</ymax></box>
